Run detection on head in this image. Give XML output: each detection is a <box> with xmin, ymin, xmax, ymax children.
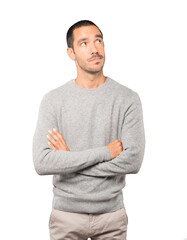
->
<box><xmin>66</xmin><ymin>20</ymin><xmax>105</xmax><ymax>75</ymax></box>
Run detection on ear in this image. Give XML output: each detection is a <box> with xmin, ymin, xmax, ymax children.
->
<box><xmin>67</xmin><ymin>48</ymin><xmax>76</xmax><ymax>61</ymax></box>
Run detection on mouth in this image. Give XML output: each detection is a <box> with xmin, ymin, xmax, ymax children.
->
<box><xmin>90</xmin><ymin>57</ymin><xmax>101</xmax><ymax>62</ymax></box>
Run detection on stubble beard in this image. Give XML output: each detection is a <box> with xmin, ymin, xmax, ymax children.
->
<box><xmin>75</xmin><ymin>56</ymin><xmax>105</xmax><ymax>75</ymax></box>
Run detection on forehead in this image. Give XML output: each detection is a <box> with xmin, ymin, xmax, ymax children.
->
<box><xmin>73</xmin><ymin>25</ymin><xmax>102</xmax><ymax>42</ymax></box>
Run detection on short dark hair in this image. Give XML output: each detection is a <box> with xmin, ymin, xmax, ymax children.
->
<box><xmin>66</xmin><ymin>20</ymin><xmax>103</xmax><ymax>50</ymax></box>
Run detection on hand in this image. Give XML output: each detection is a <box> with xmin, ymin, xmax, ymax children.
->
<box><xmin>106</xmin><ymin>139</ymin><xmax>123</xmax><ymax>159</ymax></box>
<box><xmin>46</xmin><ymin>128</ymin><xmax>70</xmax><ymax>151</ymax></box>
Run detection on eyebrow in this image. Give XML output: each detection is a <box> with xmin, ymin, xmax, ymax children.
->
<box><xmin>77</xmin><ymin>34</ymin><xmax>103</xmax><ymax>45</ymax></box>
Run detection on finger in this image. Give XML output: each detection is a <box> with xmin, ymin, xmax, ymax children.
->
<box><xmin>47</xmin><ymin>130</ymin><xmax>68</xmax><ymax>151</ymax></box>
<box><xmin>47</xmin><ymin>141</ymin><xmax>56</xmax><ymax>151</ymax></box>
<box><xmin>48</xmin><ymin>130</ymin><xmax>58</xmax><ymax>141</ymax></box>
<box><xmin>48</xmin><ymin>129</ymin><xmax>64</xmax><ymax>146</ymax></box>
<box><xmin>53</xmin><ymin>128</ymin><xmax>66</xmax><ymax>145</ymax></box>
<box><xmin>47</xmin><ymin>134</ymin><xmax>56</xmax><ymax>146</ymax></box>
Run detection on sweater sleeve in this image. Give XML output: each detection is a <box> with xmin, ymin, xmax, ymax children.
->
<box><xmin>32</xmin><ymin>93</ymin><xmax>111</xmax><ymax>176</ymax></box>
<box><xmin>77</xmin><ymin>92</ymin><xmax>146</xmax><ymax>177</ymax></box>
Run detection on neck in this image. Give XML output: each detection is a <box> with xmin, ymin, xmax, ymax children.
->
<box><xmin>75</xmin><ymin>72</ymin><xmax>107</xmax><ymax>89</ymax></box>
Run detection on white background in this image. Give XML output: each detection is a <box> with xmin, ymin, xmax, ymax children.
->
<box><xmin>0</xmin><ymin>0</ymin><xmax>187</xmax><ymax>239</ymax></box>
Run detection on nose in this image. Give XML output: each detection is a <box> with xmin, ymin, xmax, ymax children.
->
<box><xmin>90</xmin><ymin>42</ymin><xmax>98</xmax><ymax>55</ymax></box>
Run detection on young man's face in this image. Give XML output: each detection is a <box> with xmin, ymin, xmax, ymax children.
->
<box><xmin>70</xmin><ymin>25</ymin><xmax>105</xmax><ymax>74</ymax></box>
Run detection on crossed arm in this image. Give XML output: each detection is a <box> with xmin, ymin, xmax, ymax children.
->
<box><xmin>33</xmin><ymin>92</ymin><xmax>145</xmax><ymax>177</ymax></box>
<box><xmin>46</xmin><ymin>92</ymin><xmax>145</xmax><ymax>177</ymax></box>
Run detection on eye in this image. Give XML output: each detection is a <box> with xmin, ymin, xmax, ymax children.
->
<box><xmin>96</xmin><ymin>39</ymin><xmax>102</xmax><ymax>43</ymax></box>
<box><xmin>80</xmin><ymin>42</ymin><xmax>86</xmax><ymax>46</ymax></box>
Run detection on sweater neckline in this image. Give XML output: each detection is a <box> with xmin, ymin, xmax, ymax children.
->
<box><xmin>71</xmin><ymin>76</ymin><xmax>111</xmax><ymax>92</ymax></box>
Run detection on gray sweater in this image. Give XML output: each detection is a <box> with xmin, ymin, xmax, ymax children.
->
<box><xmin>32</xmin><ymin>76</ymin><xmax>145</xmax><ymax>213</ymax></box>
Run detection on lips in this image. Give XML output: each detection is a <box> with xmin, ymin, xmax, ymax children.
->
<box><xmin>90</xmin><ymin>57</ymin><xmax>101</xmax><ymax>61</ymax></box>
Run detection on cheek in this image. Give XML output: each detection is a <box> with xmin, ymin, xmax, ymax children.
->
<box><xmin>75</xmin><ymin>52</ymin><xmax>85</xmax><ymax>62</ymax></box>
<box><xmin>99</xmin><ymin>46</ymin><xmax>105</xmax><ymax>55</ymax></box>
<box><xmin>77</xmin><ymin>49</ymin><xmax>89</xmax><ymax>59</ymax></box>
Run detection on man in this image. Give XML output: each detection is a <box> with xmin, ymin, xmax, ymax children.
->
<box><xmin>32</xmin><ymin>19</ymin><xmax>146</xmax><ymax>240</ymax></box>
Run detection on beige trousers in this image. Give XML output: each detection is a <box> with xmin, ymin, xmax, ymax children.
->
<box><xmin>48</xmin><ymin>207</ymin><xmax>128</xmax><ymax>240</ymax></box>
